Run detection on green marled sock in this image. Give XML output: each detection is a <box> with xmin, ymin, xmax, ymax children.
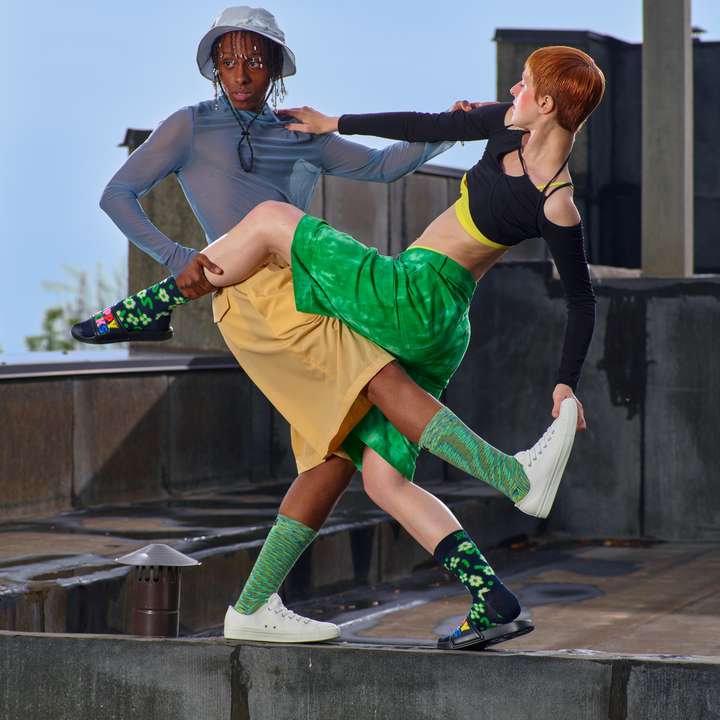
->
<box><xmin>234</xmin><ymin>514</ymin><xmax>317</xmax><ymax>614</ymax></box>
<box><xmin>419</xmin><ymin>407</ymin><xmax>530</xmax><ymax>502</ymax></box>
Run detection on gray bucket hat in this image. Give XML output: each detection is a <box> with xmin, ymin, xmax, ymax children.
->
<box><xmin>196</xmin><ymin>6</ymin><xmax>296</xmax><ymax>81</ymax></box>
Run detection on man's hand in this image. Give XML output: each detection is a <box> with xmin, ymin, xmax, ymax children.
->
<box><xmin>552</xmin><ymin>383</ymin><xmax>587</xmax><ymax>431</ymax></box>
<box><xmin>175</xmin><ymin>254</ymin><xmax>224</xmax><ymax>300</ymax></box>
<box><xmin>449</xmin><ymin>100</ymin><xmax>495</xmax><ymax>112</ymax></box>
<box><xmin>278</xmin><ymin>106</ymin><xmax>339</xmax><ymax>134</ymax></box>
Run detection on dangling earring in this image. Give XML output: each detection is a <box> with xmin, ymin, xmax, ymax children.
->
<box><xmin>213</xmin><ymin>70</ymin><xmax>220</xmax><ymax>111</ymax></box>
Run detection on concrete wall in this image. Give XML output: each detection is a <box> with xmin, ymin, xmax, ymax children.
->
<box><xmin>495</xmin><ymin>30</ymin><xmax>720</xmax><ymax>273</ymax></box>
<box><xmin>0</xmin><ymin>367</ymin><xmax>296</xmax><ymax>520</ymax></box>
<box><xmin>451</xmin><ymin>266</ymin><xmax>720</xmax><ymax>541</ymax></box>
<box><xmin>5</xmin><ymin>103</ymin><xmax>718</xmax><ymax>536</ymax></box>
<box><xmin>2</xmin><ymin>632</ymin><xmax>718</xmax><ymax>720</ymax></box>
<box><xmin>2</xmin><ymin>266</ymin><xmax>718</xmax><ymax>541</ymax></box>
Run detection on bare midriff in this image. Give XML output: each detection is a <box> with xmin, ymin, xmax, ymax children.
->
<box><xmin>407</xmin><ymin>205</ymin><xmax>506</xmax><ymax>282</ymax></box>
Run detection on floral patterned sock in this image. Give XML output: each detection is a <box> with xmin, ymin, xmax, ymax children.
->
<box><xmin>434</xmin><ymin>529</ymin><xmax>520</xmax><ymax>630</ymax></box>
<box><xmin>420</xmin><ymin>407</ymin><xmax>530</xmax><ymax>502</ymax></box>
<box><xmin>102</xmin><ymin>277</ymin><xmax>189</xmax><ymax>332</ymax></box>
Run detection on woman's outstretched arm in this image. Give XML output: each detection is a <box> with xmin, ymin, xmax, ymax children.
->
<box><xmin>280</xmin><ymin>102</ymin><xmax>512</xmax><ymax>143</ymax></box>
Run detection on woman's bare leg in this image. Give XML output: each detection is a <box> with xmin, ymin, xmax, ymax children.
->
<box><xmin>361</xmin><ymin>447</ymin><xmax>460</xmax><ymax>553</ymax></box>
<box><xmin>361</xmin><ymin>446</ymin><xmax>522</xmax><ymax>642</ymax></box>
<box><xmin>201</xmin><ymin>201</ymin><xmax>303</xmax><ymax>286</ymax></box>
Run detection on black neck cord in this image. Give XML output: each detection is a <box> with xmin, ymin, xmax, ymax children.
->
<box><xmin>219</xmin><ymin>82</ymin><xmax>275</xmax><ymax>173</ymax></box>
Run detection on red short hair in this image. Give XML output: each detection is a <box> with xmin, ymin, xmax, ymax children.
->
<box><xmin>527</xmin><ymin>46</ymin><xmax>605</xmax><ymax>132</ymax></box>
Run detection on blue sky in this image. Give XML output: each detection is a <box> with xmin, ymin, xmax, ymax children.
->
<box><xmin>2</xmin><ymin>0</ymin><xmax>718</xmax><ymax>353</ymax></box>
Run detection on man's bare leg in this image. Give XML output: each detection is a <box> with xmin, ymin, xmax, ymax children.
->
<box><xmin>278</xmin><ymin>455</ymin><xmax>356</xmax><ymax>531</ymax></box>
<box><xmin>365</xmin><ymin>362</ymin><xmax>539</xmax><ymax>508</ymax></box>
<box><xmin>365</xmin><ymin>362</ymin><xmax>442</xmax><ymax>444</ymax></box>
<box><xmin>232</xmin><ymin>455</ymin><xmax>354</xmax><ymax>615</ymax></box>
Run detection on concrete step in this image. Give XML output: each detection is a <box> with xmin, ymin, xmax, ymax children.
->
<box><xmin>0</xmin><ymin>478</ymin><xmax>541</xmax><ymax>634</ymax></box>
<box><xmin>1</xmin><ymin>629</ymin><xmax>717</xmax><ymax>720</ymax></box>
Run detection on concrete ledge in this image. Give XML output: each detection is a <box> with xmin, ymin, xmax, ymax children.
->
<box><xmin>1</xmin><ymin>631</ymin><xmax>717</xmax><ymax>720</ymax></box>
<box><xmin>0</xmin><ymin>350</ymin><xmax>238</xmax><ymax>380</ymax></box>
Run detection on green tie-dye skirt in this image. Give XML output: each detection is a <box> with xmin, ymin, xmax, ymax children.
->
<box><xmin>291</xmin><ymin>214</ymin><xmax>476</xmax><ymax>480</ymax></box>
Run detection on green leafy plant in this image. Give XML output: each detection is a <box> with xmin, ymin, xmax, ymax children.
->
<box><xmin>25</xmin><ymin>263</ymin><xmax>126</xmax><ymax>352</ymax></box>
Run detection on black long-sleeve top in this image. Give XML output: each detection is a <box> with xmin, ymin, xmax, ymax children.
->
<box><xmin>338</xmin><ymin>103</ymin><xmax>596</xmax><ymax>391</ymax></box>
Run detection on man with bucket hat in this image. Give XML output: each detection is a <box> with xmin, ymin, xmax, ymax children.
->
<box><xmin>85</xmin><ymin>7</ymin><xmax>453</xmax><ymax>643</ymax></box>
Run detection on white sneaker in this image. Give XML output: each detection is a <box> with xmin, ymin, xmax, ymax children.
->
<box><xmin>513</xmin><ymin>398</ymin><xmax>578</xmax><ymax>519</ymax></box>
<box><xmin>223</xmin><ymin>593</ymin><xmax>340</xmax><ymax>643</ymax></box>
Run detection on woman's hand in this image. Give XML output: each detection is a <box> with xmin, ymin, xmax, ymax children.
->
<box><xmin>552</xmin><ymin>384</ymin><xmax>587</xmax><ymax>431</ymax></box>
<box><xmin>278</xmin><ymin>106</ymin><xmax>339</xmax><ymax>134</ymax></box>
<box><xmin>449</xmin><ymin>100</ymin><xmax>495</xmax><ymax>112</ymax></box>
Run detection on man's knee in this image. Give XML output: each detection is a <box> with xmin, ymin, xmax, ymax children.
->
<box><xmin>366</xmin><ymin>361</ymin><xmax>407</xmax><ymax>405</ymax></box>
<box><xmin>300</xmin><ymin>456</ymin><xmax>354</xmax><ymax>487</ymax></box>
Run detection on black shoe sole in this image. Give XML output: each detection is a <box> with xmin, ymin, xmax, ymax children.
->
<box><xmin>437</xmin><ymin>619</ymin><xmax>534</xmax><ymax>651</ymax></box>
<box><xmin>71</xmin><ymin>324</ymin><xmax>173</xmax><ymax>345</ymax></box>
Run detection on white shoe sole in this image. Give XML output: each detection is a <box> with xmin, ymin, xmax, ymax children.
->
<box><xmin>224</xmin><ymin>626</ymin><xmax>340</xmax><ymax>643</ymax></box>
<box><xmin>515</xmin><ymin>399</ymin><xmax>577</xmax><ymax>519</ymax></box>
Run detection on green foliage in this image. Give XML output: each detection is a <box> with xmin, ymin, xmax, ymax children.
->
<box><xmin>25</xmin><ymin>262</ymin><xmax>126</xmax><ymax>352</ymax></box>
<box><xmin>25</xmin><ymin>307</ymin><xmax>76</xmax><ymax>352</ymax></box>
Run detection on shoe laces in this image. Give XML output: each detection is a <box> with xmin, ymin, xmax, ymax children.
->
<box><xmin>270</xmin><ymin>605</ymin><xmax>311</xmax><ymax>624</ymax></box>
<box><xmin>526</xmin><ymin>424</ymin><xmax>556</xmax><ymax>466</ymax></box>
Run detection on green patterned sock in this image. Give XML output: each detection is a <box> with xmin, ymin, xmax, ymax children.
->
<box><xmin>419</xmin><ymin>407</ymin><xmax>530</xmax><ymax>502</ymax></box>
<box><xmin>234</xmin><ymin>514</ymin><xmax>317</xmax><ymax>615</ymax></box>
<box><xmin>434</xmin><ymin>529</ymin><xmax>520</xmax><ymax>629</ymax></box>
<box><xmin>109</xmin><ymin>276</ymin><xmax>189</xmax><ymax>332</ymax></box>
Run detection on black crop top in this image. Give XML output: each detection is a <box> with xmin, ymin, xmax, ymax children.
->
<box><xmin>338</xmin><ymin>103</ymin><xmax>596</xmax><ymax>391</ymax></box>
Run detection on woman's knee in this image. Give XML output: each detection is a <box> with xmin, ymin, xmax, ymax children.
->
<box><xmin>249</xmin><ymin>200</ymin><xmax>300</xmax><ymax>228</ymax></box>
<box><xmin>362</xmin><ymin>467</ymin><xmax>406</xmax><ymax>506</ymax></box>
<box><xmin>248</xmin><ymin>201</ymin><xmax>304</xmax><ymax>252</ymax></box>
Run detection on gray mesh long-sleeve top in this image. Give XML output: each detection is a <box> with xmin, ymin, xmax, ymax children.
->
<box><xmin>100</xmin><ymin>98</ymin><xmax>451</xmax><ymax>276</ymax></box>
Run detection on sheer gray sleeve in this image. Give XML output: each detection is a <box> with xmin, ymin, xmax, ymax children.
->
<box><xmin>315</xmin><ymin>132</ymin><xmax>452</xmax><ymax>183</ymax></box>
<box><xmin>99</xmin><ymin>107</ymin><xmax>196</xmax><ymax>277</ymax></box>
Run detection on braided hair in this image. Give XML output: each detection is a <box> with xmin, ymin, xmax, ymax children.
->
<box><xmin>211</xmin><ymin>31</ymin><xmax>286</xmax><ymax>108</ymax></box>
<box><xmin>210</xmin><ymin>31</ymin><xmax>287</xmax><ymax>172</ymax></box>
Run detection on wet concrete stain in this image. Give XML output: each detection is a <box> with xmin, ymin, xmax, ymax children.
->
<box><xmin>230</xmin><ymin>647</ymin><xmax>251</xmax><ymax>720</ymax></box>
<box><xmin>516</xmin><ymin>582</ymin><xmax>603</xmax><ymax>606</ymax></box>
<box><xmin>597</xmin><ymin>292</ymin><xmax>647</xmax><ymax>421</ymax></box>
